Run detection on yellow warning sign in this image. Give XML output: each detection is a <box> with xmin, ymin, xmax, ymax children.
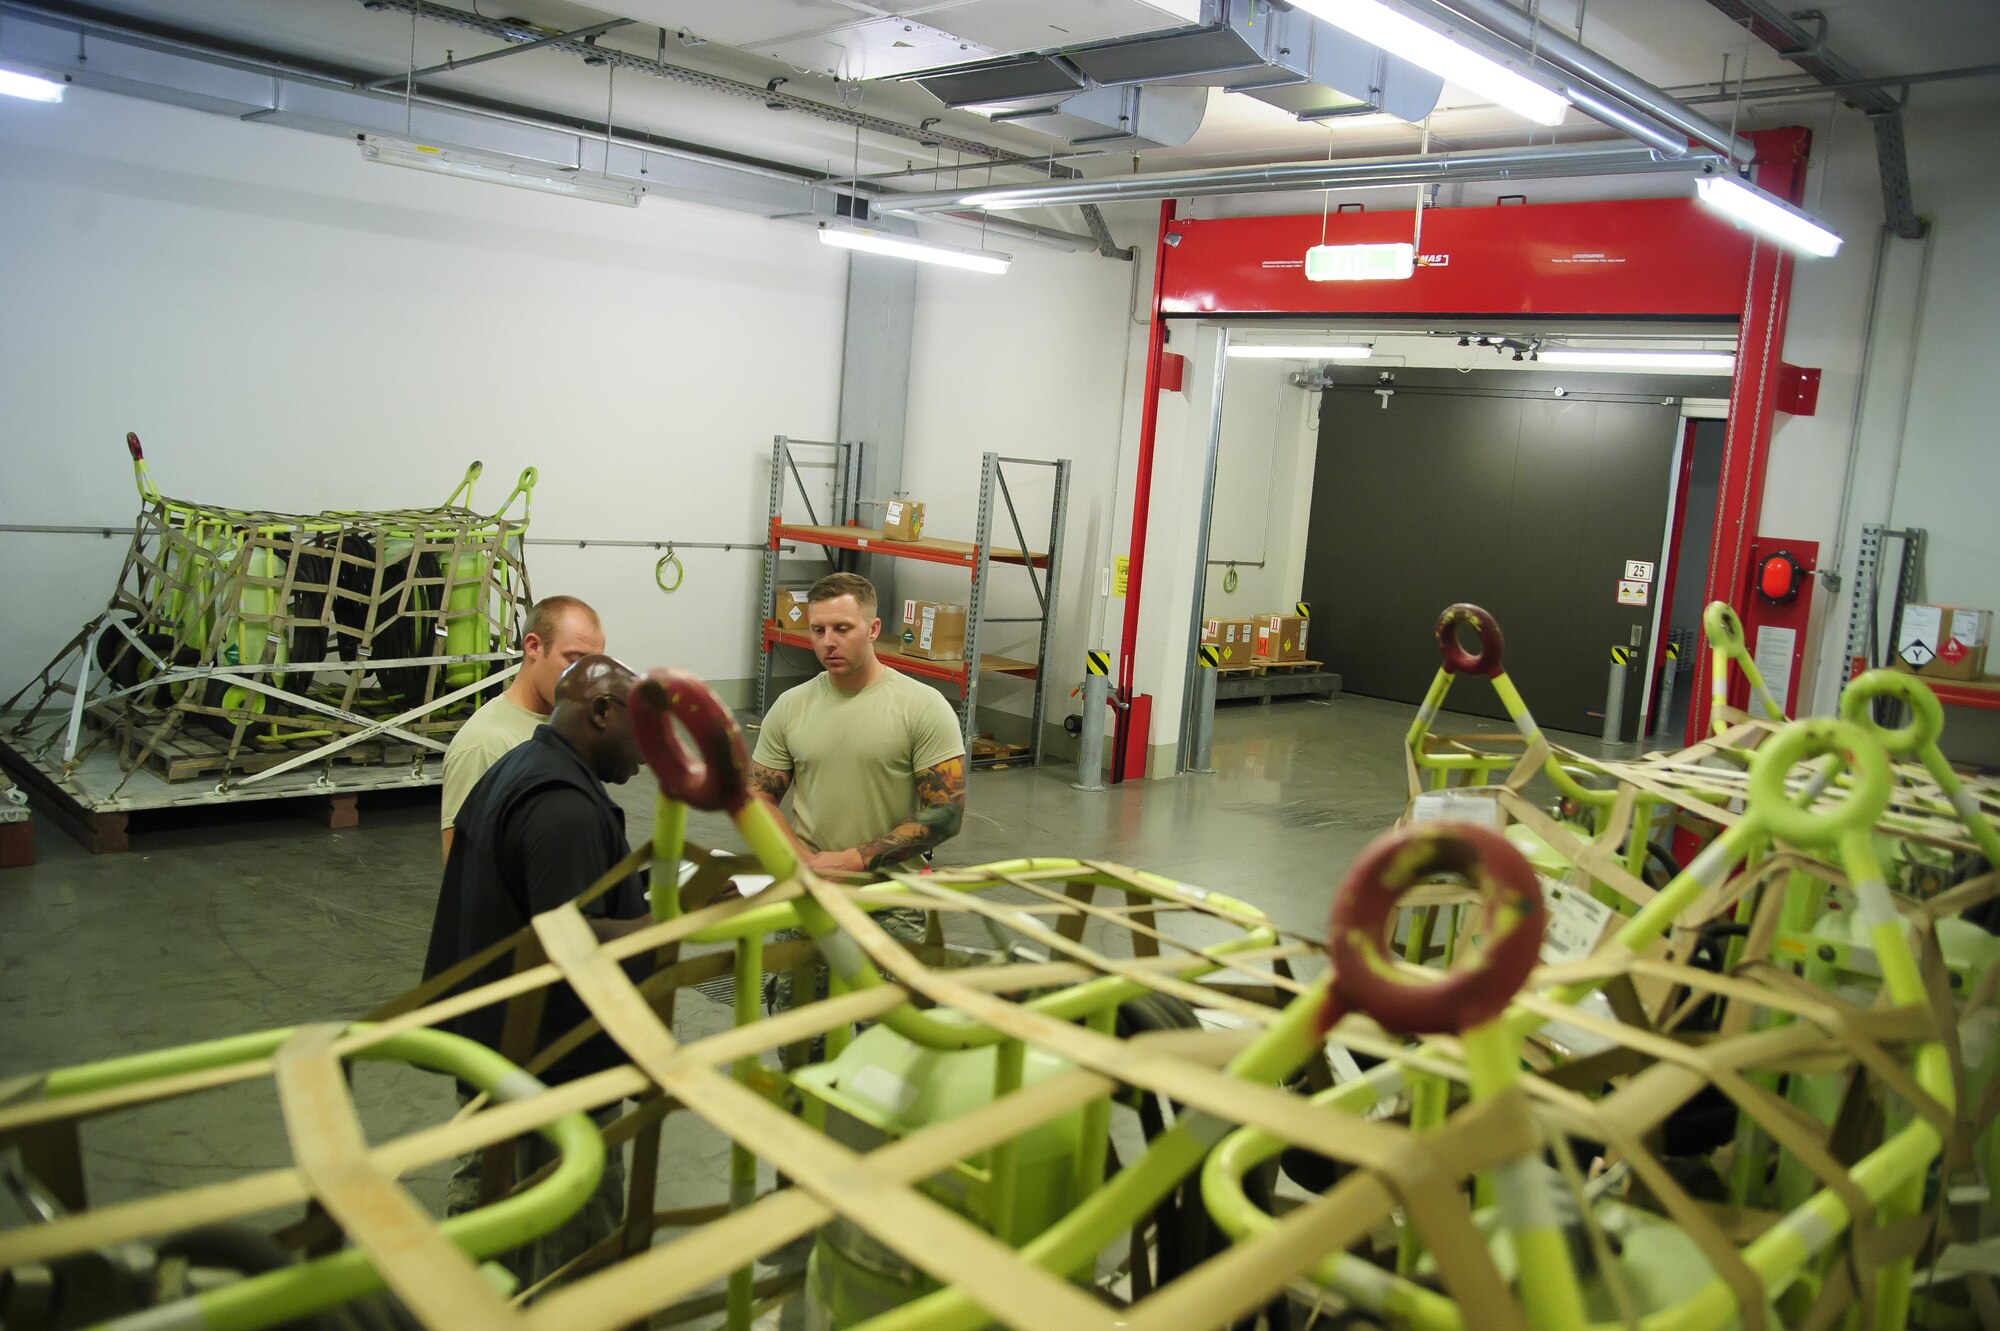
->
<box><xmin>1611</xmin><ymin>646</ymin><xmax>1633</xmax><ymax>666</ymax></box>
<box><xmin>1198</xmin><ymin>644</ymin><xmax>1220</xmax><ymax>668</ymax></box>
<box><xmin>1295</xmin><ymin>601</ymin><xmax>1310</xmax><ymax>620</ymax></box>
<box><xmin>1112</xmin><ymin>555</ymin><xmax>1129</xmax><ymax>597</ymax></box>
<box><xmin>1666</xmin><ymin>641</ymin><xmax>1681</xmax><ymax>660</ymax></box>
<box><xmin>1086</xmin><ymin>650</ymin><xmax>1111</xmax><ymax>676</ymax></box>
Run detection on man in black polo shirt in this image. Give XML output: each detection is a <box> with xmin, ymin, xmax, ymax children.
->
<box><xmin>422</xmin><ymin>653</ymin><xmax>653</xmax><ymax>1288</ymax></box>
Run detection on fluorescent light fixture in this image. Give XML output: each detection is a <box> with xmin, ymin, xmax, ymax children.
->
<box><xmin>1306</xmin><ymin>242</ymin><xmax>1415</xmax><ymax>282</ymax></box>
<box><xmin>1287</xmin><ymin>0</ymin><xmax>1567</xmax><ymax>125</ymax></box>
<box><xmin>357</xmin><ymin>134</ymin><xmax>644</xmax><ymax>207</ymax></box>
<box><xmin>1539</xmin><ymin>350</ymin><xmax>1737</xmax><ymax>371</ymax></box>
<box><xmin>0</xmin><ymin>69</ymin><xmax>66</xmax><ymax>102</ymax></box>
<box><xmin>1696</xmin><ymin>175</ymin><xmax>1842</xmax><ymax>257</ymax></box>
<box><xmin>1228</xmin><ymin>344</ymin><xmax>1374</xmax><ymax>360</ymax></box>
<box><xmin>818</xmin><ymin>224</ymin><xmax>1011</xmax><ymax>275</ymax></box>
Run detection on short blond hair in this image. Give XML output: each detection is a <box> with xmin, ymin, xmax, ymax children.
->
<box><xmin>523</xmin><ymin>595</ymin><xmax>600</xmax><ymax>647</ymax></box>
<box><xmin>807</xmin><ymin>573</ymin><xmax>877</xmax><ymax>615</ymax></box>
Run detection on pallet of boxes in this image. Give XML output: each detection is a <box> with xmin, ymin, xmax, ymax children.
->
<box><xmin>1252</xmin><ymin>608</ymin><xmax>1315</xmax><ymax>672</ymax></box>
<box><xmin>1201</xmin><ymin>617</ymin><xmax>1261</xmax><ymax>674</ymax></box>
<box><xmin>1892</xmin><ymin>602</ymin><xmax>1992</xmax><ymax>685</ymax></box>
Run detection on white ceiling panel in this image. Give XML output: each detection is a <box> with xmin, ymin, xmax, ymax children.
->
<box><xmin>928</xmin><ymin>0</ymin><xmax>1203</xmax><ymax>54</ymax></box>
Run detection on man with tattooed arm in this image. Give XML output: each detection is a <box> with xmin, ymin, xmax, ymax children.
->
<box><xmin>748</xmin><ymin>572</ymin><xmax>966</xmax><ymax>878</ymax></box>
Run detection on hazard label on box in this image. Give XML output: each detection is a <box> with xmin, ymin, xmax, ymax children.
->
<box><xmin>1617</xmin><ymin>579</ymin><xmax>1650</xmax><ymax>606</ymax></box>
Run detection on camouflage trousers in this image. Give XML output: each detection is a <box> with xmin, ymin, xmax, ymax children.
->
<box><xmin>764</xmin><ymin>908</ymin><xmax>929</xmax><ymax>1032</ymax></box>
<box><xmin>446</xmin><ymin>1095</ymin><xmax>627</xmax><ymax>1292</ymax></box>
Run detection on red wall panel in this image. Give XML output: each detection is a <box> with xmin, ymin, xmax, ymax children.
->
<box><xmin>1159</xmin><ymin>197</ymin><xmax>1755</xmax><ymax>319</ymax></box>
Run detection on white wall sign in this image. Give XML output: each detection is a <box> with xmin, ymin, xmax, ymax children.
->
<box><xmin>1898</xmin><ymin>604</ymin><xmax>1943</xmax><ymax>667</ymax></box>
<box><xmin>1753</xmin><ymin>625</ymin><xmax>1798</xmax><ymax>715</ymax></box>
<box><xmin>1617</xmin><ymin>579</ymin><xmax>1650</xmax><ymax>606</ymax></box>
<box><xmin>1624</xmin><ymin>559</ymin><xmax>1655</xmax><ymax>582</ymax></box>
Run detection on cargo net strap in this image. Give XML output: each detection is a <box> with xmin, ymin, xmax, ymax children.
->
<box><xmin>2</xmin><ymin>835</ymin><xmax>1982</xmax><ymax>1331</ymax></box>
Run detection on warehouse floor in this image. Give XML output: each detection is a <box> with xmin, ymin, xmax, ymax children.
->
<box><xmin>0</xmin><ymin>693</ymin><xmax>1599</xmax><ymax>1230</ymax></box>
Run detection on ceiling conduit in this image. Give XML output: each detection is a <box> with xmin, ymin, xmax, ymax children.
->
<box><xmin>879</xmin><ymin>140</ymin><xmax>1725</xmax><ymax>214</ymax></box>
<box><xmin>0</xmin><ymin>0</ymin><xmax>1112</xmax><ymax>254</ymax></box>
<box><xmin>1397</xmin><ymin>0</ymin><xmax>1758</xmax><ymax>162</ymax></box>
<box><xmin>1698</xmin><ymin>0</ymin><xmax>1927</xmax><ymax>238</ymax></box>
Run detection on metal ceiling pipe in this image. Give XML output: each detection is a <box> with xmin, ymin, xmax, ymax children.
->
<box><xmin>1558</xmin><ymin>82</ymin><xmax>1699</xmax><ymax>158</ymax></box>
<box><xmin>879</xmin><ymin>141</ymin><xmax>1724</xmax><ymax>213</ymax></box>
<box><xmin>931</xmin><ymin>211</ymin><xmax>1099</xmax><ymax>252</ymax></box>
<box><xmin>1401</xmin><ymin>0</ymin><xmax>1757</xmax><ymax>163</ymax></box>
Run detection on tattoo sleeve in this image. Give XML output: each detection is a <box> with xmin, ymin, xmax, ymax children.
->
<box><xmin>747</xmin><ymin>761</ymin><xmax>794</xmax><ymax>805</ymax></box>
<box><xmin>857</xmin><ymin>757</ymin><xmax>966</xmax><ymax>871</ymax></box>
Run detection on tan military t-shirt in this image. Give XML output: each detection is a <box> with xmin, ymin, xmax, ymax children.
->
<box><xmin>751</xmin><ymin>669</ymin><xmax>964</xmax><ymax>864</ymax></box>
<box><xmin>439</xmin><ymin>694</ymin><xmax>545</xmax><ymax>829</ymax></box>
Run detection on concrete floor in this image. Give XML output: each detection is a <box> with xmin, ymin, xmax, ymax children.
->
<box><xmin>0</xmin><ymin>692</ymin><xmax>1597</xmax><ymax>1277</ymax></box>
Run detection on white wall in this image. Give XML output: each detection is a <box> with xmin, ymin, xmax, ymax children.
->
<box><xmin>1200</xmin><ymin>359</ymin><xmax>1290</xmax><ymax>615</ymax></box>
<box><xmin>0</xmin><ymin>87</ymin><xmax>847</xmax><ymax>697</ymax></box>
<box><xmin>897</xmin><ymin>221</ymin><xmax>1149</xmax><ymax>735</ymax></box>
<box><xmin>1762</xmin><ymin>96</ymin><xmax>2000</xmax><ymax>759</ymax></box>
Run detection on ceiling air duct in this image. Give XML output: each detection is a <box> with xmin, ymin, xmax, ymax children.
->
<box><xmin>910</xmin><ymin>0</ymin><xmax>1442</xmax><ymax>146</ymax></box>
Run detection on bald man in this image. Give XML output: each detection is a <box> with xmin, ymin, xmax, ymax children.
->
<box><xmin>421</xmin><ymin>655</ymin><xmax>652</xmax><ymax>1285</ymax></box>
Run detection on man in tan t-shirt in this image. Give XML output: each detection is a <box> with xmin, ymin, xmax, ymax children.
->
<box><xmin>439</xmin><ymin>595</ymin><xmax>605</xmax><ymax>857</ymax></box>
<box><xmin>749</xmin><ymin>573</ymin><xmax>965</xmax><ymax>873</ymax></box>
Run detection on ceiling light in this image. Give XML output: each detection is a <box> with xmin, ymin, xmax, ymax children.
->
<box><xmin>1306</xmin><ymin>242</ymin><xmax>1415</xmax><ymax>282</ymax></box>
<box><xmin>1539</xmin><ymin>350</ymin><xmax>1737</xmax><ymax>371</ymax></box>
<box><xmin>1228</xmin><ymin>344</ymin><xmax>1374</xmax><ymax>359</ymax></box>
<box><xmin>358</xmin><ymin>135</ymin><xmax>643</xmax><ymax>206</ymax></box>
<box><xmin>1695</xmin><ymin>176</ymin><xmax>1842</xmax><ymax>257</ymax></box>
<box><xmin>1286</xmin><ymin>0</ymin><xmax>1567</xmax><ymax>125</ymax></box>
<box><xmin>0</xmin><ymin>69</ymin><xmax>66</xmax><ymax>103</ymax></box>
<box><xmin>818</xmin><ymin>224</ymin><xmax>1010</xmax><ymax>275</ymax></box>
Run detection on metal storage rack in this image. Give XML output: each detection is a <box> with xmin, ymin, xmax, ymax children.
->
<box><xmin>755</xmin><ymin>436</ymin><xmax>1069</xmax><ymax>767</ymax></box>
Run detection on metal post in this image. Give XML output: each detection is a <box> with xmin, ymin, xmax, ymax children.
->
<box><xmin>1072</xmin><ymin>652</ymin><xmax>1110</xmax><ymax>792</ymax></box>
<box><xmin>756</xmin><ymin>437</ymin><xmax>784</xmax><ymax>717</ymax></box>
<box><xmin>1030</xmin><ymin>460</ymin><xmax>1070</xmax><ymax>767</ymax></box>
<box><xmin>1603</xmin><ymin>644</ymin><xmax>1633</xmax><ymax>746</ymax></box>
<box><xmin>1652</xmin><ymin>642</ymin><xmax>1680</xmax><ymax>739</ymax></box>
<box><xmin>962</xmin><ymin>453</ymin><xmax>997</xmax><ymax>761</ymax></box>
<box><xmin>1188</xmin><ymin>645</ymin><xmax>1220</xmax><ymax>775</ymax></box>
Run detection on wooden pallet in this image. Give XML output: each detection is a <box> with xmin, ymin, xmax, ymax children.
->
<box><xmin>0</xmin><ymin>724</ymin><xmax>426</xmax><ymax>854</ymax></box>
<box><xmin>970</xmin><ymin>734</ymin><xmax>1029</xmax><ymax>763</ymax></box>
<box><xmin>1255</xmin><ymin>658</ymin><xmax>1324</xmax><ymax>675</ymax></box>
<box><xmin>1214</xmin><ymin>662</ymin><xmax>1265</xmax><ymax>677</ymax></box>
<box><xmin>115</xmin><ymin>712</ymin><xmax>430</xmax><ymax>782</ymax></box>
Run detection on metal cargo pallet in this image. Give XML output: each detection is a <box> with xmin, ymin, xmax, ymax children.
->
<box><xmin>1216</xmin><ymin>667</ymin><xmax>1342</xmax><ymax>703</ymax></box>
<box><xmin>0</xmin><ymin>714</ymin><xmax>440</xmax><ymax>854</ymax></box>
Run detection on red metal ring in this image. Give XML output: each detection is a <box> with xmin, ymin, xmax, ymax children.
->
<box><xmin>1322</xmin><ymin>823</ymin><xmax>1544</xmax><ymax>1037</ymax></box>
<box><xmin>126</xmin><ymin>431</ymin><xmax>144</xmax><ymax>461</ymax></box>
<box><xmin>629</xmin><ymin>668</ymin><xmax>753</xmax><ymax>814</ymax></box>
<box><xmin>1436</xmin><ymin>603</ymin><xmax>1505</xmax><ymax>677</ymax></box>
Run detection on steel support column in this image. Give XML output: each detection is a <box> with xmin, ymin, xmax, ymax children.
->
<box><xmin>1111</xmin><ymin>202</ymin><xmax>1175</xmax><ymax>783</ymax></box>
<box><xmin>836</xmin><ymin>252</ymin><xmax>916</xmax><ymax>612</ymax></box>
<box><xmin>1687</xmin><ymin>127</ymin><xmax>1813</xmax><ymax>740</ymax></box>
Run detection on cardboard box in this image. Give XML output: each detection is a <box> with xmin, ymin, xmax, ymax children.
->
<box><xmin>882</xmin><ymin>498</ymin><xmax>925</xmax><ymax>542</ymax></box>
<box><xmin>901</xmin><ymin>600</ymin><xmax>966</xmax><ymax>660</ymax></box>
<box><xmin>1893</xmin><ymin>604</ymin><xmax>1990</xmax><ymax>682</ymax></box>
<box><xmin>1255</xmin><ymin>614</ymin><xmax>1309</xmax><ymax>663</ymax></box>
<box><xmin>1201</xmin><ymin>617</ymin><xmax>1259</xmax><ymax>666</ymax></box>
<box><xmin>776</xmin><ymin>586</ymin><xmax>813</xmax><ymax>629</ymax></box>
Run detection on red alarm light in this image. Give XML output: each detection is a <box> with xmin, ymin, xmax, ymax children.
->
<box><xmin>1756</xmin><ymin>550</ymin><xmax>1807</xmax><ymax>604</ymax></box>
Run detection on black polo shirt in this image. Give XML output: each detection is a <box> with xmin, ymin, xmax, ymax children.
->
<box><xmin>421</xmin><ymin>725</ymin><xmax>648</xmax><ymax>1086</ymax></box>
